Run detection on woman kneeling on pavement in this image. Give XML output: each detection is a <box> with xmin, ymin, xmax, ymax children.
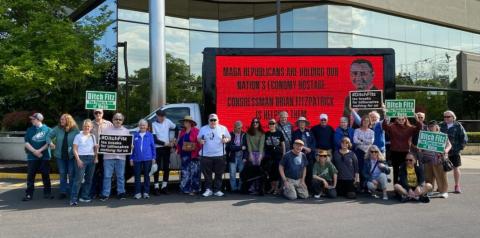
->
<box><xmin>130</xmin><ymin>119</ymin><xmax>156</xmax><ymax>199</ymax></box>
<box><xmin>312</xmin><ymin>150</ymin><xmax>338</xmax><ymax>199</ymax></box>
<box><xmin>394</xmin><ymin>153</ymin><xmax>432</xmax><ymax>203</ymax></box>
<box><xmin>332</xmin><ymin>137</ymin><xmax>359</xmax><ymax>199</ymax></box>
<box><xmin>363</xmin><ymin>145</ymin><xmax>390</xmax><ymax>200</ymax></box>
<box><xmin>70</xmin><ymin>119</ymin><xmax>98</xmax><ymax>206</ymax></box>
<box><xmin>420</xmin><ymin>120</ymin><xmax>451</xmax><ymax>199</ymax></box>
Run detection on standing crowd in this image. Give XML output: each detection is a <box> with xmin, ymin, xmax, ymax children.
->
<box><xmin>22</xmin><ymin>107</ymin><xmax>468</xmax><ymax>205</ymax></box>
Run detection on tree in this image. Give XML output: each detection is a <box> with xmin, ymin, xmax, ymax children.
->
<box><xmin>0</xmin><ymin>0</ymin><xmax>114</xmax><ymax>125</ymax></box>
<box><xmin>118</xmin><ymin>54</ymin><xmax>202</xmax><ymax>124</ymax></box>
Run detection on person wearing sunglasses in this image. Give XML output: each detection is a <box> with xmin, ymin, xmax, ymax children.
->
<box><xmin>198</xmin><ymin>114</ymin><xmax>231</xmax><ymax>197</ymax></box>
<box><xmin>363</xmin><ymin>145</ymin><xmax>390</xmax><ymax>200</ymax></box>
<box><xmin>394</xmin><ymin>153</ymin><xmax>432</xmax><ymax>203</ymax></box>
<box><xmin>90</xmin><ymin>109</ymin><xmax>112</xmax><ymax>199</ymax></box>
<box><xmin>311</xmin><ymin>113</ymin><xmax>335</xmax><ymax>156</ymax></box>
<box><xmin>421</xmin><ymin>120</ymin><xmax>451</xmax><ymax>199</ymax></box>
<box><xmin>439</xmin><ymin>110</ymin><xmax>468</xmax><ymax>194</ymax></box>
<box><xmin>264</xmin><ymin>118</ymin><xmax>285</xmax><ymax>194</ymax></box>
<box><xmin>226</xmin><ymin>121</ymin><xmax>248</xmax><ymax>192</ymax></box>
<box><xmin>99</xmin><ymin>113</ymin><xmax>130</xmax><ymax>201</ymax></box>
<box><xmin>312</xmin><ymin>150</ymin><xmax>337</xmax><ymax>199</ymax></box>
<box><xmin>383</xmin><ymin>114</ymin><xmax>422</xmax><ymax>184</ymax></box>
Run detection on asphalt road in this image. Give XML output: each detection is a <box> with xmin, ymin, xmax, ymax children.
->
<box><xmin>1</xmin><ymin>168</ymin><xmax>480</xmax><ymax>238</ymax></box>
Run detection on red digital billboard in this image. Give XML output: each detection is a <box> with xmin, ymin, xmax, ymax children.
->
<box><xmin>215</xmin><ymin>55</ymin><xmax>384</xmax><ymax>129</ymax></box>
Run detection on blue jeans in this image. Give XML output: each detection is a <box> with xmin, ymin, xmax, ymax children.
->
<box><xmin>71</xmin><ymin>155</ymin><xmax>96</xmax><ymax>202</ymax></box>
<box><xmin>229</xmin><ymin>156</ymin><xmax>245</xmax><ymax>191</ymax></box>
<box><xmin>56</xmin><ymin>158</ymin><xmax>75</xmax><ymax>194</ymax></box>
<box><xmin>180</xmin><ymin>156</ymin><xmax>201</xmax><ymax>193</ymax></box>
<box><xmin>102</xmin><ymin>159</ymin><xmax>126</xmax><ymax>196</ymax></box>
<box><xmin>134</xmin><ymin>160</ymin><xmax>152</xmax><ymax>194</ymax></box>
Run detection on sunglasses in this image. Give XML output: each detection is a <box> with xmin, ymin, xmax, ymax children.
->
<box><xmin>316</xmin><ymin>154</ymin><xmax>327</xmax><ymax>157</ymax></box>
<box><xmin>370</xmin><ymin>151</ymin><xmax>379</xmax><ymax>154</ymax></box>
<box><xmin>320</xmin><ymin>119</ymin><xmax>327</xmax><ymax>121</ymax></box>
<box><xmin>209</xmin><ymin>119</ymin><xmax>217</xmax><ymax>122</ymax></box>
<box><xmin>444</xmin><ymin>116</ymin><xmax>452</xmax><ymax>118</ymax></box>
<box><xmin>269</xmin><ymin>122</ymin><xmax>276</xmax><ymax>125</ymax></box>
<box><xmin>253</xmin><ymin>121</ymin><xmax>259</xmax><ymax>124</ymax></box>
<box><xmin>406</xmin><ymin>159</ymin><xmax>414</xmax><ymax>162</ymax></box>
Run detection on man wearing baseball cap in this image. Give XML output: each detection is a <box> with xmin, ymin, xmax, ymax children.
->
<box><xmin>311</xmin><ymin>113</ymin><xmax>335</xmax><ymax>155</ymax></box>
<box><xmin>90</xmin><ymin>109</ymin><xmax>113</xmax><ymax>199</ymax></box>
<box><xmin>23</xmin><ymin>113</ymin><xmax>53</xmax><ymax>201</ymax></box>
<box><xmin>279</xmin><ymin>139</ymin><xmax>309</xmax><ymax>200</ymax></box>
<box><xmin>197</xmin><ymin>113</ymin><xmax>231</xmax><ymax>197</ymax></box>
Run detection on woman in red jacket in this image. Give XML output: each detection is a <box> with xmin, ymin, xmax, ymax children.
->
<box><xmin>177</xmin><ymin>116</ymin><xmax>201</xmax><ymax>195</ymax></box>
<box><xmin>383</xmin><ymin>115</ymin><xmax>422</xmax><ymax>184</ymax></box>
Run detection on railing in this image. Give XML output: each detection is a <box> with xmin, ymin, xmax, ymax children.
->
<box><xmin>0</xmin><ymin>131</ymin><xmax>26</xmax><ymax>137</ymax></box>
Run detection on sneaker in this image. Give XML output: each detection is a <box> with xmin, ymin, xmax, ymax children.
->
<box><xmin>22</xmin><ymin>195</ymin><xmax>32</xmax><ymax>201</ymax></box>
<box><xmin>419</xmin><ymin>195</ymin><xmax>430</xmax><ymax>203</ymax></box>
<box><xmin>214</xmin><ymin>191</ymin><xmax>225</xmax><ymax>197</ymax></box>
<box><xmin>371</xmin><ymin>193</ymin><xmax>380</xmax><ymax>199</ymax></box>
<box><xmin>79</xmin><ymin>198</ymin><xmax>92</xmax><ymax>203</ymax></box>
<box><xmin>202</xmin><ymin>189</ymin><xmax>213</xmax><ymax>197</ymax></box>
<box><xmin>69</xmin><ymin>201</ymin><xmax>78</xmax><ymax>206</ymax></box>
<box><xmin>454</xmin><ymin>185</ymin><xmax>462</xmax><ymax>194</ymax></box>
<box><xmin>58</xmin><ymin>193</ymin><xmax>67</xmax><ymax>200</ymax></box>
<box><xmin>117</xmin><ymin>193</ymin><xmax>127</xmax><ymax>200</ymax></box>
<box><xmin>314</xmin><ymin>194</ymin><xmax>321</xmax><ymax>199</ymax></box>
<box><xmin>382</xmin><ymin>194</ymin><xmax>389</xmax><ymax>201</ymax></box>
<box><xmin>143</xmin><ymin>193</ymin><xmax>150</xmax><ymax>199</ymax></box>
<box><xmin>99</xmin><ymin>195</ymin><xmax>109</xmax><ymax>201</ymax></box>
<box><xmin>134</xmin><ymin>193</ymin><xmax>142</xmax><ymax>199</ymax></box>
<box><xmin>440</xmin><ymin>192</ymin><xmax>449</xmax><ymax>199</ymax></box>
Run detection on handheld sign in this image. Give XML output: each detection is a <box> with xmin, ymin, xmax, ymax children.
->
<box><xmin>98</xmin><ymin>135</ymin><xmax>133</xmax><ymax>155</ymax></box>
<box><xmin>385</xmin><ymin>99</ymin><xmax>415</xmax><ymax>117</ymax></box>
<box><xmin>417</xmin><ymin>131</ymin><xmax>448</xmax><ymax>153</ymax></box>
<box><xmin>349</xmin><ymin>90</ymin><xmax>383</xmax><ymax>110</ymax></box>
<box><xmin>85</xmin><ymin>91</ymin><xmax>117</xmax><ymax>110</ymax></box>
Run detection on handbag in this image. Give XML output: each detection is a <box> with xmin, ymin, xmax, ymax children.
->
<box><xmin>442</xmin><ymin>157</ymin><xmax>454</xmax><ymax>172</ymax></box>
<box><xmin>182</xmin><ymin>141</ymin><xmax>196</xmax><ymax>152</ymax></box>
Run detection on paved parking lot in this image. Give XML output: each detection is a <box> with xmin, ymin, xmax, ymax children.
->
<box><xmin>1</xmin><ymin>156</ymin><xmax>480</xmax><ymax>238</ymax></box>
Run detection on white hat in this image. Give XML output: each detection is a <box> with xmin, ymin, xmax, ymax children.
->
<box><xmin>320</xmin><ymin>114</ymin><xmax>328</xmax><ymax>120</ymax></box>
<box><xmin>209</xmin><ymin>114</ymin><xmax>219</xmax><ymax>120</ymax></box>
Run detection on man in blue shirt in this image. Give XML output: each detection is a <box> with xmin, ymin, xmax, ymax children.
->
<box><xmin>23</xmin><ymin>113</ymin><xmax>53</xmax><ymax>201</ymax></box>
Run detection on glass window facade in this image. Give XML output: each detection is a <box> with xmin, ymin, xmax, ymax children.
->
<box><xmin>85</xmin><ymin>0</ymin><xmax>480</xmax><ymax>120</ymax></box>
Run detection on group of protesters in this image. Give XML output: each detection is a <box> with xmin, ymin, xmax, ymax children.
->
<box><xmin>22</xmin><ymin>106</ymin><xmax>467</xmax><ymax>205</ymax></box>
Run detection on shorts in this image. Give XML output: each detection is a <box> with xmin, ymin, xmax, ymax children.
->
<box><xmin>448</xmin><ymin>154</ymin><xmax>461</xmax><ymax>168</ymax></box>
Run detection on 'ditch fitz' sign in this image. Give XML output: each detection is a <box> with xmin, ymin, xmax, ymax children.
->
<box><xmin>85</xmin><ymin>91</ymin><xmax>117</xmax><ymax>110</ymax></box>
<box><xmin>98</xmin><ymin>135</ymin><xmax>133</xmax><ymax>155</ymax></box>
<box><xmin>417</xmin><ymin>131</ymin><xmax>448</xmax><ymax>153</ymax></box>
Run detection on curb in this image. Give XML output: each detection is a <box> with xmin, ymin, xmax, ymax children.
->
<box><xmin>0</xmin><ymin>173</ymin><xmax>60</xmax><ymax>180</ymax></box>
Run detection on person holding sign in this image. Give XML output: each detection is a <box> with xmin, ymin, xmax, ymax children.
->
<box><xmin>382</xmin><ymin>115</ymin><xmax>422</xmax><ymax>184</ymax></box>
<box><xmin>177</xmin><ymin>116</ymin><xmax>201</xmax><ymax>195</ymax></box>
<box><xmin>99</xmin><ymin>113</ymin><xmax>130</xmax><ymax>201</ymax></box>
<box><xmin>90</xmin><ymin>109</ymin><xmax>112</xmax><ymax>199</ymax></box>
<box><xmin>130</xmin><ymin>119</ymin><xmax>156</xmax><ymax>199</ymax></box>
<box><xmin>439</xmin><ymin>110</ymin><xmax>468</xmax><ymax>194</ymax></box>
<box><xmin>70</xmin><ymin>119</ymin><xmax>98</xmax><ymax>206</ymax></box>
<box><xmin>198</xmin><ymin>114</ymin><xmax>231</xmax><ymax>197</ymax></box>
<box><xmin>394</xmin><ymin>153</ymin><xmax>432</xmax><ymax>203</ymax></box>
<box><xmin>420</xmin><ymin>120</ymin><xmax>451</xmax><ymax>199</ymax></box>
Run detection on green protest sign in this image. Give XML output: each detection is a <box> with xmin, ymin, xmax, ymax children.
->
<box><xmin>417</xmin><ymin>131</ymin><xmax>448</xmax><ymax>153</ymax></box>
<box><xmin>385</xmin><ymin>99</ymin><xmax>415</xmax><ymax>117</ymax></box>
<box><xmin>85</xmin><ymin>91</ymin><xmax>117</xmax><ymax>110</ymax></box>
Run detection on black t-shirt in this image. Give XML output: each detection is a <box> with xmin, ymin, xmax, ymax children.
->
<box><xmin>265</xmin><ymin>130</ymin><xmax>285</xmax><ymax>154</ymax></box>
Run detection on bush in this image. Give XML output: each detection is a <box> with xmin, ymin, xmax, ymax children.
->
<box><xmin>467</xmin><ymin>132</ymin><xmax>480</xmax><ymax>143</ymax></box>
<box><xmin>1</xmin><ymin>111</ymin><xmax>32</xmax><ymax>131</ymax></box>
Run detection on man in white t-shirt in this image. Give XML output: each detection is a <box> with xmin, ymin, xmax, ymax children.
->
<box><xmin>198</xmin><ymin>114</ymin><xmax>231</xmax><ymax>197</ymax></box>
<box><xmin>151</xmin><ymin>110</ymin><xmax>176</xmax><ymax>195</ymax></box>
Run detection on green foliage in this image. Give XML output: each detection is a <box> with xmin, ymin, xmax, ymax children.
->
<box><xmin>118</xmin><ymin>54</ymin><xmax>202</xmax><ymax>124</ymax></box>
<box><xmin>0</xmin><ymin>0</ymin><xmax>114</xmax><ymax>124</ymax></box>
<box><xmin>466</xmin><ymin>132</ymin><xmax>480</xmax><ymax>143</ymax></box>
